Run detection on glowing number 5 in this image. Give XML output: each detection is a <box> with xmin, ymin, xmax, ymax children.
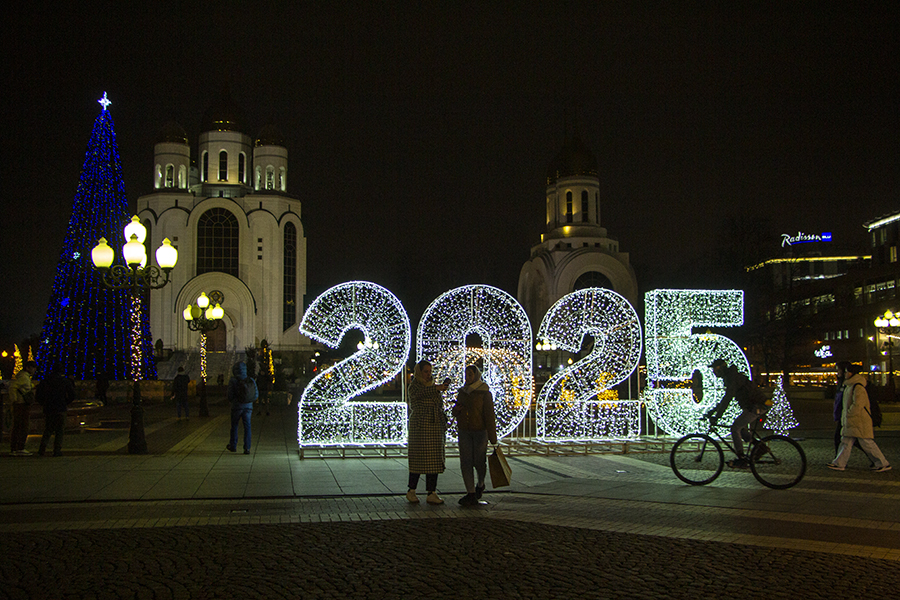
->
<box><xmin>536</xmin><ymin>288</ymin><xmax>643</xmax><ymax>440</ymax></box>
<box><xmin>298</xmin><ymin>281</ymin><xmax>411</xmax><ymax>445</ymax></box>
<box><xmin>643</xmin><ymin>289</ymin><xmax>749</xmax><ymax>436</ymax></box>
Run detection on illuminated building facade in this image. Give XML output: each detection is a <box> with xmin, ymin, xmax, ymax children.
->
<box><xmin>136</xmin><ymin>96</ymin><xmax>307</xmax><ymax>352</ymax></box>
<box><xmin>518</xmin><ymin>132</ymin><xmax>638</xmax><ymax>331</ymax></box>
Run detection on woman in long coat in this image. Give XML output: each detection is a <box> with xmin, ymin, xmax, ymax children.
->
<box><xmin>406</xmin><ymin>360</ymin><xmax>449</xmax><ymax>504</ymax></box>
<box><xmin>828</xmin><ymin>363</ymin><xmax>890</xmax><ymax>472</ymax></box>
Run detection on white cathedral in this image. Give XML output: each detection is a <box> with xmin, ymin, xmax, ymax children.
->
<box><xmin>518</xmin><ymin>131</ymin><xmax>638</xmax><ymax>329</ymax></box>
<box><xmin>137</xmin><ymin>98</ymin><xmax>307</xmax><ymax>354</ymax></box>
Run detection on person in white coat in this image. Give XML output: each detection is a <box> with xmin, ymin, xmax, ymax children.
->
<box><xmin>827</xmin><ymin>363</ymin><xmax>890</xmax><ymax>472</ymax></box>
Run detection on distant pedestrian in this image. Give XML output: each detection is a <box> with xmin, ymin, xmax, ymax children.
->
<box><xmin>95</xmin><ymin>371</ymin><xmax>109</xmax><ymax>406</ymax></box>
<box><xmin>828</xmin><ymin>363</ymin><xmax>891</xmax><ymax>472</ymax></box>
<box><xmin>406</xmin><ymin>360</ymin><xmax>449</xmax><ymax>505</ymax></box>
<box><xmin>171</xmin><ymin>367</ymin><xmax>190</xmax><ymax>419</ymax></box>
<box><xmin>36</xmin><ymin>368</ymin><xmax>75</xmax><ymax>456</ymax></box>
<box><xmin>226</xmin><ymin>361</ymin><xmax>258</xmax><ymax>455</ymax></box>
<box><xmin>453</xmin><ymin>365</ymin><xmax>497</xmax><ymax>506</ymax></box>
<box><xmin>9</xmin><ymin>361</ymin><xmax>37</xmax><ymax>456</ymax></box>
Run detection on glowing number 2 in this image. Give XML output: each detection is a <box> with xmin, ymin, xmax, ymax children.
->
<box><xmin>417</xmin><ymin>285</ymin><xmax>532</xmax><ymax>440</ymax></box>
<box><xmin>643</xmin><ymin>289</ymin><xmax>749</xmax><ymax>436</ymax></box>
<box><xmin>535</xmin><ymin>288</ymin><xmax>643</xmax><ymax>440</ymax></box>
<box><xmin>298</xmin><ymin>281</ymin><xmax>411</xmax><ymax>445</ymax></box>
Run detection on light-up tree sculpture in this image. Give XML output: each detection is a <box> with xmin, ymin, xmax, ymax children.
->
<box><xmin>764</xmin><ymin>375</ymin><xmax>798</xmax><ymax>435</ymax></box>
<box><xmin>38</xmin><ymin>93</ymin><xmax>163</xmax><ymax>381</ymax></box>
<box><xmin>299</xmin><ymin>282</ymin><xmax>411</xmax><ymax>445</ymax></box>
<box><xmin>417</xmin><ymin>285</ymin><xmax>532</xmax><ymax>441</ymax></box>
<box><xmin>535</xmin><ymin>288</ymin><xmax>643</xmax><ymax>441</ymax></box>
<box><xmin>644</xmin><ymin>289</ymin><xmax>749</xmax><ymax>436</ymax></box>
<box><xmin>182</xmin><ymin>291</ymin><xmax>224</xmax><ymax>417</ymax></box>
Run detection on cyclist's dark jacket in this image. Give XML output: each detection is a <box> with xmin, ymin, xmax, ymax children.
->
<box><xmin>712</xmin><ymin>365</ymin><xmax>767</xmax><ymax>416</ymax></box>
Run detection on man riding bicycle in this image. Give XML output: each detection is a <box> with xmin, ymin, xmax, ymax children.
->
<box><xmin>705</xmin><ymin>359</ymin><xmax>770</xmax><ymax>469</ymax></box>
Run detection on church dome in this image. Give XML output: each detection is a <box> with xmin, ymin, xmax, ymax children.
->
<box><xmin>255</xmin><ymin>123</ymin><xmax>285</xmax><ymax>147</ymax></box>
<box><xmin>546</xmin><ymin>133</ymin><xmax>598</xmax><ymax>185</ymax></box>
<box><xmin>201</xmin><ymin>93</ymin><xmax>246</xmax><ymax>133</ymax></box>
<box><xmin>157</xmin><ymin>120</ymin><xmax>188</xmax><ymax>145</ymax></box>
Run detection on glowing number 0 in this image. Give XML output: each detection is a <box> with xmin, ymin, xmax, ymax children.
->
<box><xmin>298</xmin><ymin>281</ymin><xmax>410</xmax><ymax>445</ymax></box>
<box><xmin>536</xmin><ymin>288</ymin><xmax>643</xmax><ymax>440</ymax></box>
<box><xmin>417</xmin><ymin>285</ymin><xmax>532</xmax><ymax>440</ymax></box>
<box><xmin>643</xmin><ymin>289</ymin><xmax>749</xmax><ymax>436</ymax></box>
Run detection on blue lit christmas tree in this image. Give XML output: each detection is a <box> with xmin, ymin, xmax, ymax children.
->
<box><xmin>37</xmin><ymin>94</ymin><xmax>157</xmax><ymax>381</ymax></box>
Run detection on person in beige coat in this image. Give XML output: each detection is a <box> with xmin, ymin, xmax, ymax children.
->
<box><xmin>828</xmin><ymin>363</ymin><xmax>890</xmax><ymax>472</ymax></box>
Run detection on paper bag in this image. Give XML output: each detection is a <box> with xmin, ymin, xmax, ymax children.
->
<box><xmin>488</xmin><ymin>446</ymin><xmax>512</xmax><ymax>488</ymax></box>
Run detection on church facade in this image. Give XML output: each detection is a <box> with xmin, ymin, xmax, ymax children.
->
<box><xmin>518</xmin><ymin>132</ymin><xmax>638</xmax><ymax>330</ymax></box>
<box><xmin>136</xmin><ymin>99</ymin><xmax>307</xmax><ymax>353</ymax></box>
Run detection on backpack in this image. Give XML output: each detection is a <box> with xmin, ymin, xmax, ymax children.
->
<box><xmin>851</xmin><ymin>383</ymin><xmax>883</xmax><ymax>428</ymax></box>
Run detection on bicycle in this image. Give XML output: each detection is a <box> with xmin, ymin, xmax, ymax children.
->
<box><xmin>669</xmin><ymin>414</ymin><xmax>807</xmax><ymax>489</ymax></box>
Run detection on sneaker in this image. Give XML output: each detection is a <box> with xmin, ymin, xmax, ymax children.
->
<box><xmin>13</xmin><ymin>450</ymin><xmax>32</xmax><ymax>456</ymax></box>
<box><xmin>243</xmin><ymin>449</ymin><xmax>251</xmax><ymax>455</ymax></box>
<box><xmin>826</xmin><ymin>463</ymin><xmax>845</xmax><ymax>471</ymax></box>
<box><xmin>475</xmin><ymin>484</ymin><xmax>485</xmax><ymax>499</ymax></box>
<box><xmin>458</xmin><ymin>493</ymin><xmax>477</xmax><ymax>506</ymax></box>
<box><xmin>726</xmin><ymin>457</ymin><xmax>749</xmax><ymax>469</ymax></box>
<box><xmin>406</xmin><ymin>489</ymin><xmax>420</xmax><ymax>504</ymax></box>
<box><xmin>873</xmin><ymin>465</ymin><xmax>892</xmax><ymax>473</ymax></box>
<box><xmin>426</xmin><ymin>492</ymin><xmax>444</xmax><ymax>505</ymax></box>
<box><xmin>225</xmin><ymin>445</ymin><xmax>236</xmax><ymax>453</ymax></box>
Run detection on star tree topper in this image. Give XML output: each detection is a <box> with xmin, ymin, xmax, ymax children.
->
<box><xmin>98</xmin><ymin>92</ymin><xmax>111</xmax><ymax>111</ymax></box>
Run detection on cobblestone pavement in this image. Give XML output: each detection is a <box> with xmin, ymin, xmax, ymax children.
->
<box><xmin>1</xmin><ymin>400</ymin><xmax>898</xmax><ymax>598</ymax></box>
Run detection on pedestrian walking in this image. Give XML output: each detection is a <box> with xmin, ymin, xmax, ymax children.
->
<box><xmin>828</xmin><ymin>363</ymin><xmax>891</xmax><ymax>472</ymax></box>
<box><xmin>36</xmin><ymin>368</ymin><xmax>75</xmax><ymax>456</ymax></box>
<box><xmin>453</xmin><ymin>365</ymin><xmax>497</xmax><ymax>506</ymax></box>
<box><xmin>226</xmin><ymin>361</ymin><xmax>258</xmax><ymax>455</ymax></box>
<box><xmin>406</xmin><ymin>360</ymin><xmax>449</xmax><ymax>505</ymax></box>
<box><xmin>171</xmin><ymin>367</ymin><xmax>190</xmax><ymax>419</ymax></box>
<box><xmin>9</xmin><ymin>361</ymin><xmax>37</xmax><ymax>456</ymax></box>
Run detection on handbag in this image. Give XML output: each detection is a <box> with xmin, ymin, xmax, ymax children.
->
<box><xmin>488</xmin><ymin>445</ymin><xmax>512</xmax><ymax>488</ymax></box>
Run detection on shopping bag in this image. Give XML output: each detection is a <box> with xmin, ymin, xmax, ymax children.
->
<box><xmin>488</xmin><ymin>446</ymin><xmax>512</xmax><ymax>488</ymax></box>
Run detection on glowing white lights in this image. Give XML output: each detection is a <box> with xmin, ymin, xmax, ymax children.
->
<box><xmin>417</xmin><ymin>285</ymin><xmax>532</xmax><ymax>440</ymax></box>
<box><xmin>98</xmin><ymin>92</ymin><xmax>111</xmax><ymax>111</ymax></box>
<box><xmin>536</xmin><ymin>288</ymin><xmax>642</xmax><ymax>440</ymax></box>
<box><xmin>299</xmin><ymin>282</ymin><xmax>411</xmax><ymax>445</ymax></box>
<box><xmin>643</xmin><ymin>289</ymin><xmax>749</xmax><ymax>436</ymax></box>
<box><xmin>764</xmin><ymin>375</ymin><xmax>798</xmax><ymax>435</ymax></box>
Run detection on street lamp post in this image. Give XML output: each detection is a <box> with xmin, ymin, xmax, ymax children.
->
<box><xmin>91</xmin><ymin>216</ymin><xmax>178</xmax><ymax>454</ymax></box>
<box><xmin>183</xmin><ymin>291</ymin><xmax>224</xmax><ymax>417</ymax></box>
<box><xmin>874</xmin><ymin>310</ymin><xmax>899</xmax><ymax>401</ymax></box>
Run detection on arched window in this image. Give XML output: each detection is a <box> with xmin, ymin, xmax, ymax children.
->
<box><xmin>178</xmin><ymin>165</ymin><xmax>187</xmax><ymax>188</ymax></box>
<box><xmin>581</xmin><ymin>190</ymin><xmax>589</xmax><ymax>222</ymax></box>
<box><xmin>197</xmin><ymin>208</ymin><xmax>239</xmax><ymax>276</ymax></box>
<box><xmin>218</xmin><ymin>151</ymin><xmax>228</xmax><ymax>181</ymax></box>
<box><xmin>566</xmin><ymin>191</ymin><xmax>573</xmax><ymax>223</ymax></box>
<box><xmin>238</xmin><ymin>153</ymin><xmax>246</xmax><ymax>184</ymax></box>
<box><xmin>573</xmin><ymin>271</ymin><xmax>613</xmax><ymax>292</ymax></box>
<box><xmin>283</xmin><ymin>222</ymin><xmax>297</xmax><ymax>331</ymax></box>
<box><xmin>155</xmin><ymin>164</ymin><xmax>162</xmax><ymax>189</ymax></box>
<box><xmin>202</xmin><ymin>151</ymin><xmax>208</xmax><ymax>182</ymax></box>
<box><xmin>279</xmin><ymin>167</ymin><xmax>286</xmax><ymax>191</ymax></box>
<box><xmin>165</xmin><ymin>164</ymin><xmax>175</xmax><ymax>188</ymax></box>
<box><xmin>255</xmin><ymin>166</ymin><xmax>262</xmax><ymax>190</ymax></box>
<box><xmin>595</xmin><ymin>192</ymin><xmax>600</xmax><ymax>225</ymax></box>
<box><xmin>266</xmin><ymin>166</ymin><xmax>275</xmax><ymax>190</ymax></box>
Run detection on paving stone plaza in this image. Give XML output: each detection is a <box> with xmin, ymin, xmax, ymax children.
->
<box><xmin>1</xmin><ymin>398</ymin><xmax>898</xmax><ymax>599</ymax></box>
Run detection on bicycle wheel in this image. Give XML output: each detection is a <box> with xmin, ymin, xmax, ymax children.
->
<box><xmin>670</xmin><ymin>434</ymin><xmax>724</xmax><ymax>485</ymax></box>
<box><xmin>749</xmin><ymin>435</ymin><xmax>806</xmax><ymax>489</ymax></box>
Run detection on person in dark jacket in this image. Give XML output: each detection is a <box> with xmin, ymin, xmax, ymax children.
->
<box><xmin>226</xmin><ymin>361</ymin><xmax>258</xmax><ymax>455</ymax></box>
<box><xmin>706</xmin><ymin>358</ymin><xmax>769</xmax><ymax>469</ymax></box>
<box><xmin>453</xmin><ymin>365</ymin><xmax>497</xmax><ymax>506</ymax></box>
<box><xmin>171</xmin><ymin>367</ymin><xmax>191</xmax><ymax>419</ymax></box>
<box><xmin>37</xmin><ymin>368</ymin><xmax>76</xmax><ymax>457</ymax></box>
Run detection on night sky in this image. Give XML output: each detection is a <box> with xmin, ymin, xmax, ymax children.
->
<box><xmin>2</xmin><ymin>3</ymin><xmax>898</xmax><ymax>345</ymax></box>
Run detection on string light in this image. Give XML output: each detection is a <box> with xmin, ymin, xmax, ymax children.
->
<box><xmin>299</xmin><ymin>281</ymin><xmax>411</xmax><ymax>445</ymax></box>
<box><xmin>764</xmin><ymin>375</ymin><xmax>798</xmax><ymax>435</ymax></box>
<box><xmin>535</xmin><ymin>288</ymin><xmax>642</xmax><ymax>440</ymax></box>
<box><xmin>417</xmin><ymin>284</ymin><xmax>532</xmax><ymax>440</ymax></box>
<box><xmin>643</xmin><ymin>289</ymin><xmax>748</xmax><ymax>436</ymax></box>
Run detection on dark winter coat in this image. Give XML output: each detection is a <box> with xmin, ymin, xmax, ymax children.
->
<box><xmin>172</xmin><ymin>373</ymin><xmax>190</xmax><ymax>400</ymax></box>
<box><xmin>37</xmin><ymin>371</ymin><xmax>75</xmax><ymax>414</ymax></box>
<box><xmin>453</xmin><ymin>381</ymin><xmax>497</xmax><ymax>445</ymax></box>
<box><xmin>713</xmin><ymin>365</ymin><xmax>767</xmax><ymax>415</ymax></box>
<box><xmin>407</xmin><ymin>378</ymin><xmax>446</xmax><ymax>474</ymax></box>
<box><xmin>227</xmin><ymin>362</ymin><xmax>258</xmax><ymax>408</ymax></box>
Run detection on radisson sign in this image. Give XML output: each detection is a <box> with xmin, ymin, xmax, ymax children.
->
<box><xmin>781</xmin><ymin>231</ymin><xmax>832</xmax><ymax>247</ymax></box>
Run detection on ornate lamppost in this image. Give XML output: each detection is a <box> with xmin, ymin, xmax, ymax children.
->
<box><xmin>91</xmin><ymin>216</ymin><xmax>178</xmax><ymax>454</ymax></box>
<box><xmin>183</xmin><ymin>291</ymin><xmax>224</xmax><ymax>417</ymax></box>
<box><xmin>874</xmin><ymin>310</ymin><xmax>899</xmax><ymax>400</ymax></box>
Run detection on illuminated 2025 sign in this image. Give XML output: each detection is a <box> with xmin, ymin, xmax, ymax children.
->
<box><xmin>299</xmin><ymin>282</ymin><xmax>753</xmax><ymax>446</ymax></box>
